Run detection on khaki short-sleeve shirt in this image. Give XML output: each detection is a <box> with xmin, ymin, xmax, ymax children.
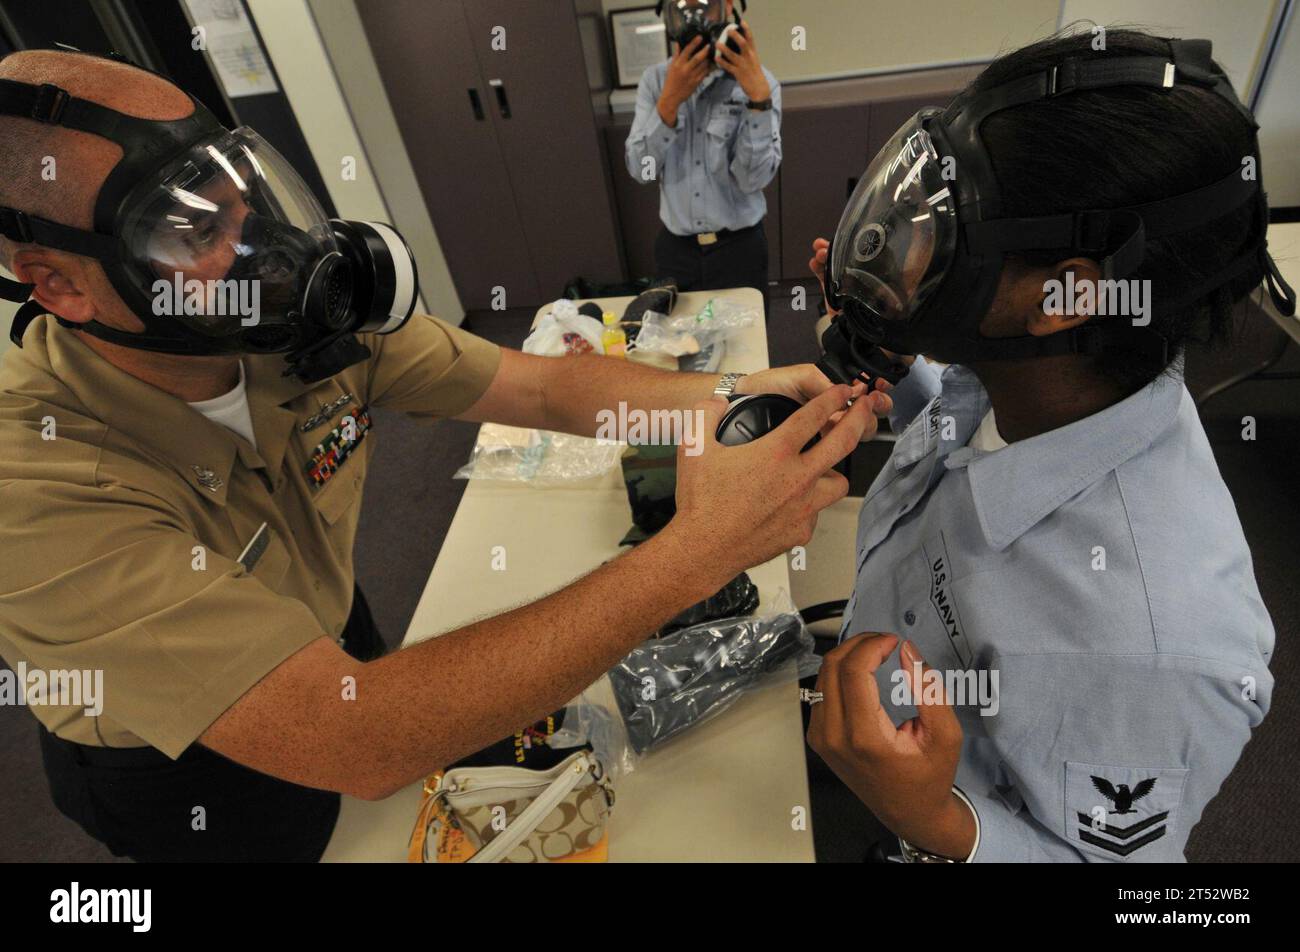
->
<box><xmin>0</xmin><ymin>314</ymin><xmax>500</xmax><ymax>758</ymax></box>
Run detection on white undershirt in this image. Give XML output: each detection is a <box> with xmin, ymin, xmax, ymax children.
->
<box><xmin>967</xmin><ymin>408</ymin><xmax>1008</xmax><ymax>453</ymax></box>
<box><xmin>187</xmin><ymin>361</ymin><xmax>258</xmax><ymax>451</ymax></box>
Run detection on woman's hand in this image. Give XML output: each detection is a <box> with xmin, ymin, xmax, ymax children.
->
<box><xmin>806</xmin><ymin>634</ymin><xmax>975</xmax><ymax>859</ymax></box>
<box><xmin>809</xmin><ymin>237</ymin><xmax>917</xmax><ymax>367</ymax></box>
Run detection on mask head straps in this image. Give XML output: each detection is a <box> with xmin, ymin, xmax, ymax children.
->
<box><xmin>934</xmin><ymin>35</ymin><xmax>1294</xmax><ymax>362</ymax></box>
<box><xmin>654</xmin><ymin>1</ymin><xmax>747</xmax><ymax>26</ymax></box>
<box><xmin>0</xmin><ymin>48</ymin><xmax>225</xmax><ymax>348</ymax></box>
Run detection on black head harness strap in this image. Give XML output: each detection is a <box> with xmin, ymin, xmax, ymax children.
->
<box><xmin>0</xmin><ymin>52</ymin><xmax>225</xmax><ymax>348</ymax></box>
<box><xmin>925</xmin><ymin>37</ymin><xmax>1294</xmax><ymax>363</ymax></box>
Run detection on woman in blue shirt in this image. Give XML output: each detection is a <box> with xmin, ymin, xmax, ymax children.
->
<box><xmin>803</xmin><ymin>27</ymin><xmax>1290</xmax><ymax>862</ymax></box>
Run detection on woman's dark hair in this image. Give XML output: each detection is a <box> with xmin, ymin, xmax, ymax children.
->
<box><xmin>971</xmin><ymin>26</ymin><xmax>1265</xmax><ymax>391</ymax></box>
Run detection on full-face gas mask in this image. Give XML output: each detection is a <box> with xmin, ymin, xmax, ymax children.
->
<box><xmin>0</xmin><ymin>52</ymin><xmax>417</xmax><ymax>383</ymax></box>
<box><xmin>656</xmin><ymin>0</ymin><xmax>746</xmax><ymax>60</ymax></box>
<box><xmin>817</xmin><ymin>37</ymin><xmax>1296</xmax><ymax>389</ymax></box>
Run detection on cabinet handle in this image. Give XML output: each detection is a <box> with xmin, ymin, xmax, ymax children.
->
<box><xmin>489</xmin><ymin>78</ymin><xmax>511</xmax><ymax>119</ymax></box>
<box><xmin>467</xmin><ymin>88</ymin><xmax>485</xmax><ymax>120</ymax></box>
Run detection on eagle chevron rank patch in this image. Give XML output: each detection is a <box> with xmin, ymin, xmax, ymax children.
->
<box><xmin>1066</xmin><ymin>760</ymin><xmax>1189</xmax><ymax>861</ymax></box>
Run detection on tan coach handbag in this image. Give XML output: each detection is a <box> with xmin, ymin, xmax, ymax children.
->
<box><xmin>408</xmin><ymin>749</ymin><xmax>615</xmax><ymax>863</ymax></box>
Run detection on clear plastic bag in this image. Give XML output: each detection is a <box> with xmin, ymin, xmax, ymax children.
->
<box><xmin>522</xmin><ymin>300</ymin><xmax>604</xmax><ymax>356</ymax></box>
<box><xmin>629</xmin><ymin>297</ymin><xmax>757</xmax><ymax>358</ymax></box>
<box><xmin>630</xmin><ymin>297</ymin><xmax>757</xmax><ymax>374</ymax></box>
<box><xmin>553</xmin><ymin>592</ymin><xmax>819</xmax><ymax>776</ymax></box>
<box><xmin>453</xmin><ymin>423</ymin><xmax>625</xmax><ymax>484</ymax></box>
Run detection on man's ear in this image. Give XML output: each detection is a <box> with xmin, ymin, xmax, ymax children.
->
<box><xmin>1027</xmin><ymin>256</ymin><xmax>1103</xmax><ymax>337</ymax></box>
<box><xmin>9</xmin><ymin>249</ymin><xmax>96</xmax><ymax>325</ymax></box>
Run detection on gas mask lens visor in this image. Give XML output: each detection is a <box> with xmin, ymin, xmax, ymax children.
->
<box><xmin>122</xmin><ymin>127</ymin><xmax>341</xmax><ymax>339</ymax></box>
<box><xmin>663</xmin><ymin>0</ymin><xmax>726</xmax><ymax>42</ymax></box>
<box><xmin>829</xmin><ymin>114</ymin><xmax>957</xmax><ymax>324</ymax></box>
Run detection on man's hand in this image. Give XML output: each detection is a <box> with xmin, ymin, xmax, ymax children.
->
<box><xmin>735</xmin><ymin>365</ymin><xmax>892</xmax><ymax>434</ymax></box>
<box><xmin>806</xmin><ymin>634</ymin><xmax>976</xmax><ymax>859</ymax></box>
<box><xmin>659</xmin><ymin>36</ymin><xmax>712</xmax><ymax>126</ymax></box>
<box><xmin>715</xmin><ymin>22</ymin><xmax>770</xmax><ymax>103</ymax></box>
<box><xmin>735</xmin><ymin>363</ymin><xmax>841</xmax><ymax>404</ymax></box>
<box><xmin>670</xmin><ymin>384</ymin><xmax>884</xmax><ymax>579</ymax></box>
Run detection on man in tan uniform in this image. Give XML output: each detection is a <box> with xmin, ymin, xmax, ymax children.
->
<box><xmin>0</xmin><ymin>50</ymin><xmax>886</xmax><ymax>860</ymax></box>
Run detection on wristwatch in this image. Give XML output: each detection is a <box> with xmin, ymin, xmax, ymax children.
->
<box><xmin>713</xmin><ymin>372</ymin><xmax>746</xmax><ymax>397</ymax></box>
<box><xmin>746</xmin><ymin>97</ymin><xmax>773</xmax><ymax>111</ymax></box>
<box><xmin>898</xmin><ymin>787</ymin><xmax>981</xmax><ymax>863</ymax></box>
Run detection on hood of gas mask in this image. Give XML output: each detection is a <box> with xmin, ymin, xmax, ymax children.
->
<box><xmin>0</xmin><ymin>53</ymin><xmax>418</xmax><ymax>382</ymax></box>
<box><xmin>819</xmin><ymin>38</ymin><xmax>1295</xmax><ymax>383</ymax></box>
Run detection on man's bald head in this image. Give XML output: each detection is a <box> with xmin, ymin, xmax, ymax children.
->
<box><xmin>0</xmin><ymin>49</ymin><xmax>194</xmax><ymax>266</ymax></box>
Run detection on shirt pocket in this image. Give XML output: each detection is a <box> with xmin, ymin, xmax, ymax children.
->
<box><xmin>297</xmin><ymin>403</ymin><xmax>372</xmax><ymax>527</ymax></box>
<box><xmin>854</xmin><ymin>448</ymin><xmax>938</xmax><ymax>564</ymax></box>
<box><xmin>893</xmin><ymin>538</ymin><xmax>974</xmax><ymax>671</ymax></box>
<box><xmin>704</xmin><ymin>112</ymin><xmax>740</xmax><ymax>175</ymax></box>
<box><xmin>1065</xmin><ymin>761</ymin><xmax>1189</xmax><ymax>862</ymax></box>
<box><xmin>311</xmin><ymin>465</ymin><xmax>364</xmax><ymax>526</ymax></box>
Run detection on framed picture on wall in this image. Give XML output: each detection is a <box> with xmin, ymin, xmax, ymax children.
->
<box><xmin>610</xmin><ymin>6</ymin><xmax>669</xmax><ymax>88</ymax></box>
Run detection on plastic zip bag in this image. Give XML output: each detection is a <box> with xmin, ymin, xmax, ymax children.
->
<box><xmin>453</xmin><ymin>423</ymin><xmax>626</xmax><ymax>484</ymax></box>
<box><xmin>553</xmin><ymin>592</ymin><xmax>819</xmax><ymax>776</ymax></box>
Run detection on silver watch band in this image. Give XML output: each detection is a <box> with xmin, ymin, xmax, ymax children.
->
<box><xmin>713</xmin><ymin>372</ymin><xmax>746</xmax><ymax>397</ymax></box>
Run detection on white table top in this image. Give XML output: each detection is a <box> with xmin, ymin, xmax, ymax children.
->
<box><xmin>1265</xmin><ymin>221</ymin><xmax>1300</xmax><ymax>343</ymax></box>
<box><xmin>322</xmin><ymin>287</ymin><xmax>816</xmax><ymax>862</ymax></box>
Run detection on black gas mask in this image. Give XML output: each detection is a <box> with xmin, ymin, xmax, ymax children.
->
<box><xmin>817</xmin><ymin>37</ymin><xmax>1296</xmax><ymax>389</ymax></box>
<box><xmin>0</xmin><ymin>52</ymin><xmax>417</xmax><ymax>383</ymax></box>
<box><xmin>656</xmin><ymin>0</ymin><xmax>745</xmax><ymax>60</ymax></box>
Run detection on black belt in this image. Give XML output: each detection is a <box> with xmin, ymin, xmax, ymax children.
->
<box><xmin>673</xmin><ymin>222</ymin><xmax>762</xmax><ymax>246</ymax></box>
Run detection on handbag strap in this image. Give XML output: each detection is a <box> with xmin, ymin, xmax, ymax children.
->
<box><xmin>468</xmin><ymin>751</ymin><xmax>598</xmax><ymax>864</ymax></box>
<box><xmin>408</xmin><ymin>773</ymin><xmax>445</xmax><ymax>863</ymax></box>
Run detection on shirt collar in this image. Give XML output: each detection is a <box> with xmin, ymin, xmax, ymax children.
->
<box><xmin>944</xmin><ymin>363</ymin><xmax>1186</xmax><ymax>552</ymax></box>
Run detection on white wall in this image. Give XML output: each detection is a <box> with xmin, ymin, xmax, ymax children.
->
<box><xmin>1252</xmin><ymin>3</ymin><xmax>1300</xmax><ymax>208</ymax></box>
<box><xmin>604</xmin><ymin>0</ymin><xmax>1061</xmax><ymax>82</ymax></box>
<box><xmin>607</xmin><ymin>0</ymin><xmax>1283</xmax><ymax>87</ymax></box>
<box><xmin>1060</xmin><ymin>0</ymin><xmax>1281</xmax><ymax>95</ymax></box>
<box><xmin>604</xmin><ymin>0</ymin><xmax>1297</xmax><ymax>209</ymax></box>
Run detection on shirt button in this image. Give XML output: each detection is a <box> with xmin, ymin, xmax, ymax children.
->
<box><xmin>696</xmin><ymin>160</ymin><xmax>701</xmax><ymax>165</ymax></box>
<box><xmin>904</xmin><ymin>610</ymin><xmax>917</xmax><ymax>626</ymax></box>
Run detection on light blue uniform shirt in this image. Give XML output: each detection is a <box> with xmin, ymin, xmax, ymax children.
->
<box><xmin>841</xmin><ymin>357</ymin><xmax>1274</xmax><ymax>862</ymax></box>
<box><xmin>625</xmin><ymin>61</ymin><xmax>781</xmax><ymax>235</ymax></box>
